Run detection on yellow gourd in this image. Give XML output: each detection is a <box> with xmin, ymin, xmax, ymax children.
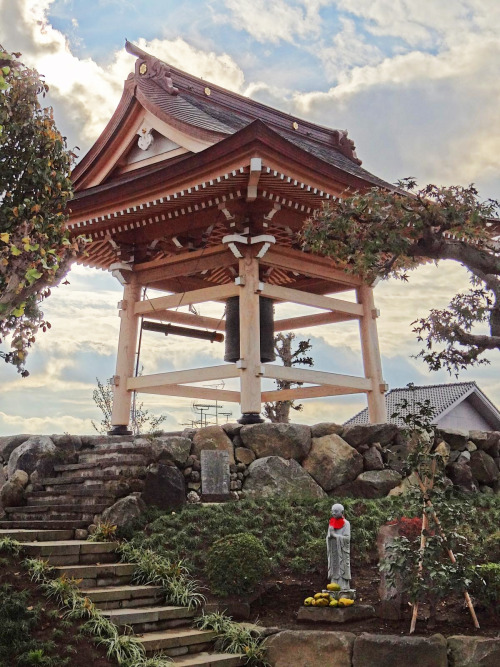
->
<box><xmin>327</xmin><ymin>582</ymin><xmax>341</xmax><ymax>591</ymax></box>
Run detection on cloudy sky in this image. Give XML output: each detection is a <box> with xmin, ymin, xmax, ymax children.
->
<box><xmin>1</xmin><ymin>0</ymin><xmax>499</xmax><ymax>435</ymax></box>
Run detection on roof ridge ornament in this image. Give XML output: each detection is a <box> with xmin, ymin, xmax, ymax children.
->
<box><xmin>331</xmin><ymin>129</ymin><xmax>361</xmax><ymax>165</ymax></box>
<box><xmin>125</xmin><ymin>39</ymin><xmax>179</xmax><ymax>96</ymax></box>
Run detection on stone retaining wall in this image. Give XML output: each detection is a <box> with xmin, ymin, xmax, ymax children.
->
<box><xmin>1</xmin><ymin>422</ymin><xmax>499</xmax><ymax>518</ymax></box>
<box><xmin>265</xmin><ymin>631</ymin><xmax>500</xmax><ymax>667</ymax></box>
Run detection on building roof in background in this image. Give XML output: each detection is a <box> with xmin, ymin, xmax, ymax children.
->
<box><xmin>345</xmin><ymin>382</ymin><xmax>500</xmax><ymax>429</ymax></box>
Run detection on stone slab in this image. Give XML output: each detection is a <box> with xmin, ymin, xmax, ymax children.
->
<box><xmin>352</xmin><ymin>632</ymin><xmax>447</xmax><ymax>667</ymax></box>
<box><xmin>200</xmin><ymin>450</ymin><xmax>231</xmax><ymax>502</ymax></box>
<box><xmin>297</xmin><ymin>605</ymin><xmax>375</xmax><ymax>624</ymax></box>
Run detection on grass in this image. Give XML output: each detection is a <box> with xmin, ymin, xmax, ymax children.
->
<box><xmin>127</xmin><ymin>494</ymin><xmax>500</xmax><ymax>581</ymax></box>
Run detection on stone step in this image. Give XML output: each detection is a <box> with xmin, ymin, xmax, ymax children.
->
<box><xmin>5</xmin><ymin>504</ymin><xmax>108</xmax><ymax>514</ymax></box>
<box><xmin>42</xmin><ymin>474</ymin><xmax>125</xmax><ymax>486</ymax></box>
<box><xmin>0</xmin><ymin>528</ymin><xmax>74</xmax><ymax>542</ymax></box>
<box><xmin>139</xmin><ymin>628</ymin><xmax>217</xmax><ymax>655</ymax></box>
<box><xmin>82</xmin><ymin>584</ymin><xmax>164</xmax><ymax>609</ymax></box>
<box><xmin>0</xmin><ymin>520</ymin><xmax>89</xmax><ymax>530</ymax></box>
<box><xmin>79</xmin><ymin>446</ymin><xmax>152</xmax><ymax>458</ymax></box>
<box><xmin>5</xmin><ymin>511</ymin><xmax>100</xmax><ymax>522</ymax></box>
<box><xmin>26</xmin><ymin>492</ymin><xmax>114</xmax><ymax>506</ymax></box>
<box><xmin>53</xmin><ymin>562</ymin><xmax>135</xmax><ymax>587</ymax></box>
<box><xmin>42</xmin><ymin>483</ymin><xmax>119</xmax><ymax>495</ymax></box>
<box><xmin>171</xmin><ymin>653</ymin><xmax>245</xmax><ymax>667</ymax></box>
<box><xmin>78</xmin><ymin>452</ymin><xmax>147</xmax><ymax>464</ymax></box>
<box><xmin>103</xmin><ymin>605</ymin><xmax>196</xmax><ymax>632</ymax></box>
<box><xmin>53</xmin><ymin>461</ymin><xmax>143</xmax><ymax>473</ymax></box>
<box><xmin>22</xmin><ymin>540</ymin><xmax>117</xmax><ymax>565</ymax></box>
<box><xmin>53</xmin><ymin>463</ymin><xmax>145</xmax><ymax>478</ymax></box>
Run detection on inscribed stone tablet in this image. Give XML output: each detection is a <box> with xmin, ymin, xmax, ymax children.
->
<box><xmin>201</xmin><ymin>450</ymin><xmax>231</xmax><ymax>502</ymax></box>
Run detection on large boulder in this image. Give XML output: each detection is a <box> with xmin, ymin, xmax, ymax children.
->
<box><xmin>363</xmin><ymin>445</ymin><xmax>384</xmax><ymax>471</ymax></box>
<box><xmin>240</xmin><ymin>423</ymin><xmax>311</xmax><ymax>461</ymax></box>
<box><xmin>191</xmin><ymin>426</ymin><xmax>235</xmax><ymax>465</ymax></box>
<box><xmin>265</xmin><ymin>630</ymin><xmax>354</xmax><ymax>667</ymax></box>
<box><xmin>352</xmin><ymin>633</ymin><xmax>447</xmax><ymax>667</ymax></box>
<box><xmin>447</xmin><ymin>635</ymin><xmax>500</xmax><ymax>666</ymax></box>
<box><xmin>0</xmin><ymin>434</ymin><xmax>32</xmax><ymax>463</ymax></box>
<box><xmin>235</xmin><ymin>447</ymin><xmax>255</xmax><ymax>465</ymax></box>
<box><xmin>101</xmin><ymin>494</ymin><xmax>146</xmax><ymax>530</ymax></box>
<box><xmin>142</xmin><ymin>463</ymin><xmax>186</xmax><ymax>510</ymax></box>
<box><xmin>7</xmin><ymin>436</ymin><xmax>57</xmax><ymax>479</ymax></box>
<box><xmin>243</xmin><ymin>456</ymin><xmax>326</xmax><ymax>499</ymax></box>
<box><xmin>151</xmin><ymin>436</ymin><xmax>192</xmax><ymax>466</ymax></box>
<box><xmin>302</xmin><ymin>434</ymin><xmax>363</xmax><ymax>491</ymax></box>
<box><xmin>470</xmin><ymin>450</ymin><xmax>499</xmax><ymax>485</ymax></box>
<box><xmin>335</xmin><ymin>470</ymin><xmax>402</xmax><ymax>498</ymax></box>
<box><xmin>446</xmin><ymin>461</ymin><xmax>476</xmax><ymax>493</ymax></box>
<box><xmin>469</xmin><ymin>431</ymin><xmax>500</xmax><ymax>457</ymax></box>
<box><xmin>311</xmin><ymin>422</ymin><xmax>344</xmax><ymax>438</ymax></box>
<box><xmin>385</xmin><ymin>442</ymin><xmax>413</xmax><ymax>474</ymax></box>
<box><xmin>0</xmin><ymin>479</ymin><xmax>25</xmax><ymax>508</ymax></box>
<box><xmin>435</xmin><ymin>427</ymin><xmax>469</xmax><ymax>451</ymax></box>
<box><xmin>0</xmin><ymin>469</ymin><xmax>29</xmax><ymax>509</ymax></box>
<box><xmin>50</xmin><ymin>434</ymin><xmax>83</xmax><ymax>454</ymax></box>
<box><xmin>342</xmin><ymin>423</ymin><xmax>399</xmax><ymax>448</ymax></box>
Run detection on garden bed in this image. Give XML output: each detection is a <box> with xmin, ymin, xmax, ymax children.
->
<box><xmin>0</xmin><ymin>555</ymin><xmax>113</xmax><ymax>667</ymax></box>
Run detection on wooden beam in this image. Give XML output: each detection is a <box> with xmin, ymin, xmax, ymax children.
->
<box><xmin>239</xmin><ymin>255</ymin><xmax>262</xmax><ymax>414</ymax></box>
<box><xmin>357</xmin><ymin>285</ymin><xmax>387</xmax><ymax>422</ymax></box>
<box><xmin>134</xmin><ymin>245</ymin><xmax>236</xmax><ymax>284</ymax></box>
<box><xmin>262</xmin><ymin>365</ymin><xmax>371</xmax><ymax>391</ymax></box>
<box><xmin>247</xmin><ymin>157</ymin><xmax>261</xmax><ymax>202</ymax></box>
<box><xmin>127</xmin><ymin>365</ymin><xmax>239</xmax><ymax>390</ymax></box>
<box><xmin>134</xmin><ymin>283</ymin><xmax>238</xmax><ymax>315</ymax></box>
<box><xmin>137</xmin><ymin>384</ymin><xmax>240</xmax><ymax>402</ymax></box>
<box><xmin>261</xmin><ymin>246</ymin><xmax>362</xmax><ymax>286</ymax></box>
<box><xmin>144</xmin><ymin>309</ymin><xmax>225</xmax><ymax>331</ymax></box>
<box><xmin>260</xmin><ymin>283</ymin><xmax>363</xmax><ymax>317</ymax></box>
<box><xmin>262</xmin><ymin>386</ymin><xmax>362</xmax><ymax>402</ymax></box>
<box><xmin>111</xmin><ymin>279</ymin><xmax>141</xmax><ymax>427</ymax></box>
<box><xmin>274</xmin><ymin>311</ymin><xmax>358</xmax><ymax>332</ymax></box>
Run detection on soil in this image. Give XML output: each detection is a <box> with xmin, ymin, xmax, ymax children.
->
<box><xmin>207</xmin><ymin>563</ymin><xmax>500</xmax><ymax>637</ymax></box>
<box><xmin>0</xmin><ymin>558</ymin><xmax>114</xmax><ymax>666</ymax></box>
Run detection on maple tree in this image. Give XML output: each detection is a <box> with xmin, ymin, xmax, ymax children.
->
<box><xmin>0</xmin><ymin>45</ymin><xmax>84</xmax><ymax>375</ymax></box>
<box><xmin>302</xmin><ymin>179</ymin><xmax>500</xmax><ymax>374</ymax></box>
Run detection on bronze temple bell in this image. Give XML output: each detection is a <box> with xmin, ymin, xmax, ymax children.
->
<box><xmin>225</xmin><ymin>296</ymin><xmax>275</xmax><ymax>423</ymax></box>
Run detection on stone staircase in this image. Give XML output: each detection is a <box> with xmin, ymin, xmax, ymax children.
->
<box><xmin>0</xmin><ymin>440</ymin><xmax>151</xmax><ymax>530</ymax></box>
<box><xmin>0</xmin><ymin>527</ymin><xmax>245</xmax><ymax>666</ymax></box>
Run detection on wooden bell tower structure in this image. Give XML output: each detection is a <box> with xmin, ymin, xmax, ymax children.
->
<box><xmin>68</xmin><ymin>42</ymin><xmax>390</xmax><ymax>433</ymax></box>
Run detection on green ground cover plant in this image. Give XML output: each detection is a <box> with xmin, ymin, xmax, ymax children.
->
<box><xmin>127</xmin><ymin>494</ymin><xmax>500</xmax><ymax>600</ymax></box>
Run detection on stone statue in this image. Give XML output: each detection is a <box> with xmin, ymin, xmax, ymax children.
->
<box><xmin>326</xmin><ymin>503</ymin><xmax>351</xmax><ymax>590</ymax></box>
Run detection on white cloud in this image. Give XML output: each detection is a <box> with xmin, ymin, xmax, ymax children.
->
<box><xmin>0</xmin><ymin>1</ymin><xmax>245</xmax><ymax>151</ymax></box>
<box><xmin>216</xmin><ymin>0</ymin><xmax>328</xmax><ymax>44</ymax></box>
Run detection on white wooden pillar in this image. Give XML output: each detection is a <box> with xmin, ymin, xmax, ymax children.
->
<box><xmin>110</xmin><ymin>278</ymin><xmax>141</xmax><ymax>434</ymax></box>
<box><xmin>357</xmin><ymin>284</ymin><xmax>387</xmax><ymax>423</ymax></box>
<box><xmin>238</xmin><ymin>254</ymin><xmax>263</xmax><ymax>423</ymax></box>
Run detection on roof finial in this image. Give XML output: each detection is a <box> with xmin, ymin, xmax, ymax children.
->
<box><xmin>125</xmin><ymin>40</ymin><xmax>179</xmax><ymax>96</ymax></box>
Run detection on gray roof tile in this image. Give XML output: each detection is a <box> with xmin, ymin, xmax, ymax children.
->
<box><xmin>345</xmin><ymin>382</ymin><xmax>479</xmax><ymax>427</ymax></box>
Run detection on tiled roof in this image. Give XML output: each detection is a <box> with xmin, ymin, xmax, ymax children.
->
<box><xmin>128</xmin><ymin>42</ymin><xmax>396</xmax><ymax>191</ymax></box>
<box><xmin>345</xmin><ymin>382</ymin><xmax>481</xmax><ymax>427</ymax></box>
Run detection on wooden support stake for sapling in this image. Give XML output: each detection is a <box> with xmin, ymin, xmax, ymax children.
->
<box><xmin>409</xmin><ymin>508</ymin><xmax>429</xmax><ymax>633</ymax></box>
<box><xmin>414</xmin><ymin>471</ymin><xmax>480</xmax><ymax>630</ymax></box>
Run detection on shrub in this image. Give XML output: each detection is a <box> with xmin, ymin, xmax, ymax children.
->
<box><xmin>206</xmin><ymin>533</ymin><xmax>271</xmax><ymax>597</ymax></box>
<box><xmin>474</xmin><ymin>563</ymin><xmax>500</xmax><ymax>612</ymax></box>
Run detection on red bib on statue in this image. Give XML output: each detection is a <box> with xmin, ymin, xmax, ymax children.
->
<box><xmin>330</xmin><ymin>517</ymin><xmax>345</xmax><ymax>529</ymax></box>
